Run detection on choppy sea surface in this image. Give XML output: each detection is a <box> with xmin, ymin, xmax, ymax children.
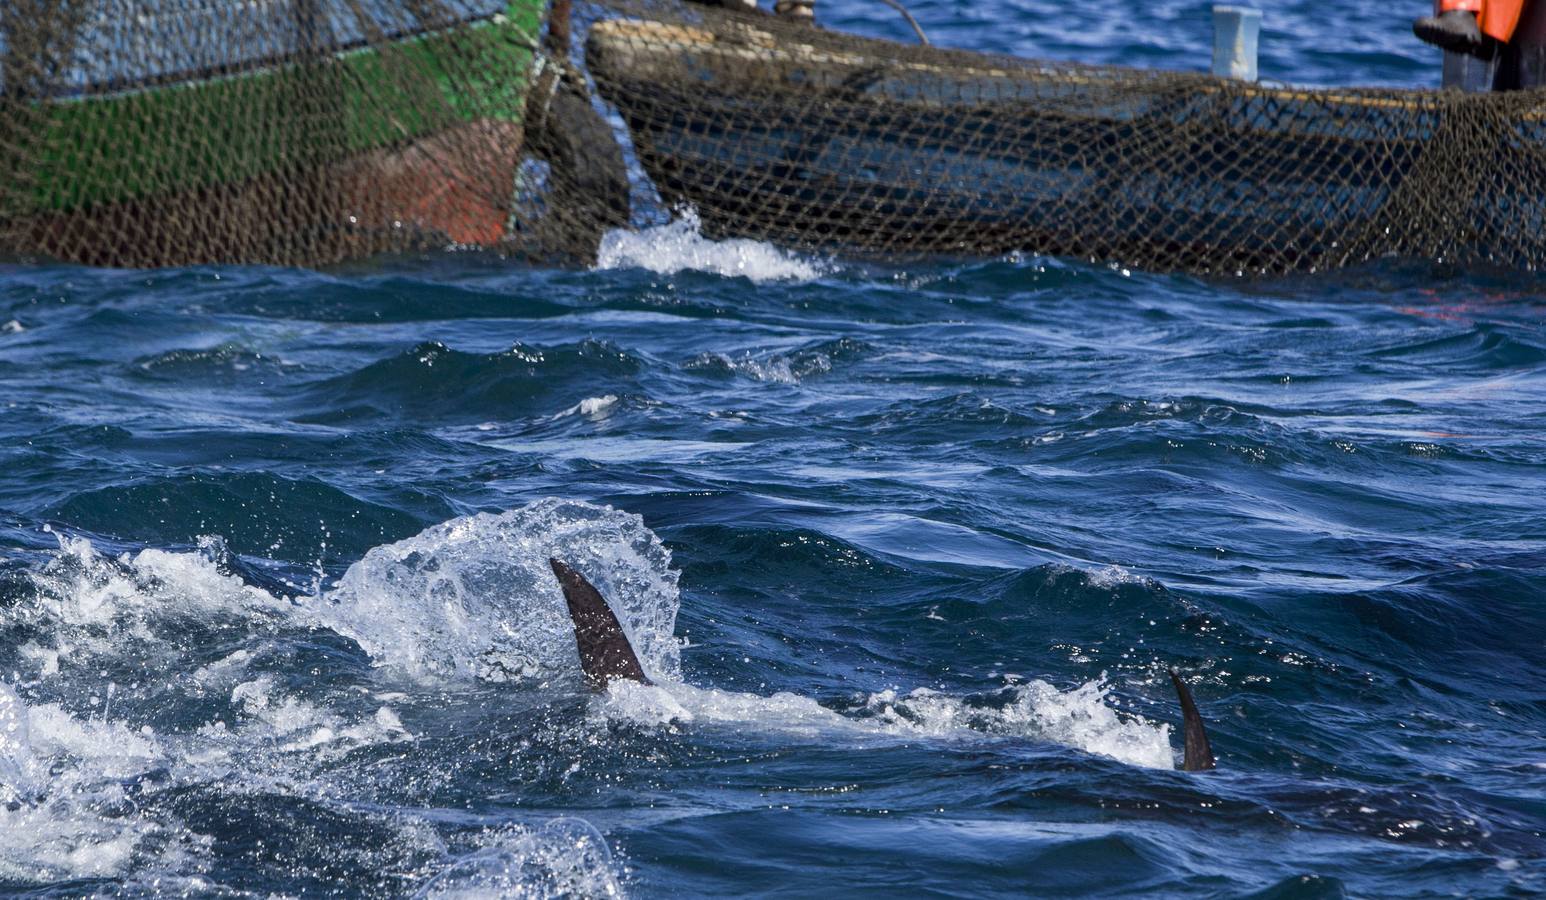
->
<box><xmin>2</xmin><ymin>1</ymin><xmax>1545</xmax><ymax>897</ymax></box>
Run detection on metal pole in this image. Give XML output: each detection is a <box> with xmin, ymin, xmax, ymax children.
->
<box><xmin>1211</xmin><ymin>6</ymin><xmax>1261</xmax><ymax>82</ymax></box>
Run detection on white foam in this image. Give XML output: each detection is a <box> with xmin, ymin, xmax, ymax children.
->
<box><xmin>220</xmin><ymin>676</ymin><xmax>412</xmax><ymax>758</ymax></box>
<box><xmin>416</xmin><ymin>819</ymin><xmax>622</xmax><ymax>899</ymax></box>
<box><xmin>596</xmin><ymin>209</ymin><xmax>824</xmax><ymax>282</ymax></box>
<box><xmin>190</xmin><ymin>648</ymin><xmax>256</xmax><ymax>687</ymax></box>
<box><xmin>8</xmin><ymin>535</ymin><xmax>295</xmax><ymax>728</ymax></box>
<box><xmin>1</xmin><ymin>319</ymin><xmax>24</xmax><ymax>334</ymax></box>
<box><xmin>602</xmin><ymin>680</ymin><xmax>852</xmax><ymax>737</ymax></box>
<box><xmin>0</xmin><ymin>799</ymin><xmax>147</xmax><ymax>883</ymax></box>
<box><xmin>601</xmin><ymin>678</ymin><xmax>1176</xmax><ymax>769</ymax></box>
<box><xmin>865</xmin><ymin>681</ymin><xmax>1175</xmax><ymax>769</ymax></box>
<box><xmin>313</xmin><ymin>498</ymin><xmax>682</xmax><ymax>685</ymax></box>
<box><xmin>0</xmin><ymin>521</ymin><xmax>638</xmax><ymax>887</ymax></box>
<box><xmin>0</xmin><ymin>683</ymin><xmax>41</xmax><ymax>804</ymax></box>
<box><xmin>18</xmin><ymin>643</ymin><xmax>60</xmax><ymax>678</ymax></box>
<box><xmin>0</xmin><ymin>507</ymin><xmax>1179</xmax><ymax>889</ymax></box>
<box><xmin>27</xmin><ymin>533</ymin><xmax>286</xmax><ymax>640</ymax></box>
<box><xmin>554</xmin><ymin>394</ymin><xmax>620</xmax><ymax>419</ymax></box>
<box><xmin>6</xmin><ymin>533</ymin><xmax>418</xmax><ymax>796</ymax></box>
<box><xmin>0</xmin><ymin>688</ymin><xmax>175</xmax><ymax>884</ymax></box>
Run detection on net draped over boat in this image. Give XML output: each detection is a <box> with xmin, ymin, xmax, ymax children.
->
<box><xmin>4</xmin><ymin>0</ymin><xmax>1546</xmax><ymax>275</ymax></box>
<box><xmin>0</xmin><ymin>0</ymin><xmax>563</xmax><ymax>268</ymax></box>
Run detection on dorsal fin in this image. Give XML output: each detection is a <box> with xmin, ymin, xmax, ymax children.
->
<box><xmin>1169</xmin><ymin>668</ymin><xmax>1215</xmax><ymax>772</ymax></box>
<box><xmin>549</xmin><ymin>558</ymin><xmax>652</xmax><ymax>690</ymax></box>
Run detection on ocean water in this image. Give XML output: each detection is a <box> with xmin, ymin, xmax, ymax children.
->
<box><xmin>2</xmin><ymin>1</ymin><xmax>1545</xmax><ymax>897</ymax></box>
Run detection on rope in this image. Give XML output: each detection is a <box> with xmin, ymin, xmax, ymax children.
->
<box><xmin>874</xmin><ymin>0</ymin><xmax>929</xmax><ymax>45</ymax></box>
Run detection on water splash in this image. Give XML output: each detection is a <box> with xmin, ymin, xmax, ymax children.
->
<box><xmin>552</xmin><ymin>394</ymin><xmax>620</xmax><ymax>419</ymax></box>
<box><xmin>599</xmin><ymin>679</ymin><xmax>1175</xmax><ymax>769</ymax></box>
<box><xmin>0</xmin><ymin>685</ymin><xmax>180</xmax><ymax>884</ymax></box>
<box><xmin>0</xmin><ymin>682</ymin><xmax>41</xmax><ymax>805</ymax></box>
<box><xmin>596</xmin><ymin>209</ymin><xmax>825</xmax><ymax>282</ymax></box>
<box><xmin>10</xmin><ymin>532</ymin><xmax>291</xmax><ymax>684</ymax></box>
<box><xmin>313</xmin><ymin>498</ymin><xmax>683</xmax><ymax>685</ymax></box>
<box><xmin>415</xmin><ymin>819</ymin><xmax>622</xmax><ymax>899</ymax></box>
<box><xmin>859</xmin><ymin>681</ymin><xmax>1175</xmax><ymax>769</ymax></box>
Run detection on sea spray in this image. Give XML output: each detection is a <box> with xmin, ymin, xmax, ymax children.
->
<box><xmin>596</xmin><ymin>209</ymin><xmax>825</xmax><ymax>282</ymax></box>
<box><xmin>415</xmin><ymin>819</ymin><xmax>622</xmax><ymax>899</ymax></box>
<box><xmin>0</xmin><ymin>682</ymin><xmax>40</xmax><ymax>805</ymax></box>
<box><xmin>600</xmin><ymin>679</ymin><xmax>1175</xmax><ymax>769</ymax></box>
<box><xmin>314</xmin><ymin>499</ymin><xmax>683</xmax><ymax>685</ymax></box>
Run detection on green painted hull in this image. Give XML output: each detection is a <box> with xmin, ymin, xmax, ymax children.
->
<box><xmin>6</xmin><ymin>1</ymin><xmax>546</xmax><ymax>266</ymax></box>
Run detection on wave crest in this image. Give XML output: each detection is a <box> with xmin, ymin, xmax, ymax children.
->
<box><xmin>596</xmin><ymin>210</ymin><xmax>825</xmax><ymax>283</ymax></box>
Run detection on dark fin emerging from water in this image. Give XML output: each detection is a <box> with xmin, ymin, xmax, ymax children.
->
<box><xmin>550</xmin><ymin>558</ymin><xmax>652</xmax><ymax>690</ymax></box>
<box><xmin>1169</xmin><ymin>668</ymin><xmax>1215</xmax><ymax>772</ymax></box>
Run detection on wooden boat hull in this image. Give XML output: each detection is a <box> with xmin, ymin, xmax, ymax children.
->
<box><xmin>588</xmin><ymin>14</ymin><xmax>1546</xmax><ymax>274</ymax></box>
<box><xmin>3</xmin><ymin>1</ymin><xmax>544</xmax><ymax>268</ymax></box>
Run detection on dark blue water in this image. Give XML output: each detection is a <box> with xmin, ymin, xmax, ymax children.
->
<box><xmin>2</xmin><ymin>2</ymin><xmax>1544</xmax><ymax>898</ymax></box>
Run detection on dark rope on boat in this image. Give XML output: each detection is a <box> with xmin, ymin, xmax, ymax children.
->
<box><xmin>875</xmin><ymin>0</ymin><xmax>929</xmax><ymax>45</ymax></box>
<box><xmin>547</xmin><ymin>0</ymin><xmax>574</xmax><ymax>55</ymax></box>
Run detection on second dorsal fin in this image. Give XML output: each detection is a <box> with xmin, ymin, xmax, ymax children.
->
<box><xmin>1169</xmin><ymin>668</ymin><xmax>1215</xmax><ymax>772</ymax></box>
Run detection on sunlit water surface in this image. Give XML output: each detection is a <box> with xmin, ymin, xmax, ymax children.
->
<box><xmin>1</xmin><ymin>1</ymin><xmax>1543</xmax><ymax>897</ymax></box>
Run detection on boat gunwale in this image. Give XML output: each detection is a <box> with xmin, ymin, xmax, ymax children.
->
<box><xmin>587</xmin><ymin>15</ymin><xmax>1546</xmax><ymax>117</ymax></box>
<box><xmin>8</xmin><ymin>0</ymin><xmax>546</xmax><ymax>216</ymax></box>
<box><xmin>9</xmin><ymin>5</ymin><xmax>538</xmax><ymax>103</ymax></box>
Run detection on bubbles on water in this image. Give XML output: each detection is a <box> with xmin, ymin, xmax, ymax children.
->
<box><xmin>314</xmin><ymin>498</ymin><xmax>682</xmax><ymax>685</ymax></box>
<box><xmin>416</xmin><ymin>819</ymin><xmax>622</xmax><ymax>899</ymax></box>
<box><xmin>0</xmin><ymin>685</ymin><xmax>185</xmax><ymax>885</ymax></box>
<box><xmin>226</xmin><ymin>675</ymin><xmax>412</xmax><ymax>756</ymax></box>
<box><xmin>1083</xmin><ymin>564</ymin><xmax>1148</xmax><ymax>588</ymax></box>
<box><xmin>0</xmin><ymin>682</ymin><xmax>40</xmax><ymax>805</ymax></box>
<box><xmin>860</xmin><ymin>680</ymin><xmax>1175</xmax><ymax>769</ymax></box>
<box><xmin>599</xmin><ymin>678</ymin><xmax>1175</xmax><ymax>769</ymax></box>
<box><xmin>15</xmin><ymin>532</ymin><xmax>288</xmax><ymax>671</ymax></box>
<box><xmin>596</xmin><ymin>208</ymin><xmax>825</xmax><ymax>282</ymax></box>
<box><xmin>0</xmin><ymin>502</ymin><xmax>1186</xmax><ymax>895</ymax></box>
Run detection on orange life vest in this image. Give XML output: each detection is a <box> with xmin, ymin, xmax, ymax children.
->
<box><xmin>1441</xmin><ymin>0</ymin><xmax>1528</xmax><ymax>43</ymax></box>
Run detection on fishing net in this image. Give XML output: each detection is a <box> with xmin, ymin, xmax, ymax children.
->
<box><xmin>4</xmin><ymin>0</ymin><xmax>1546</xmax><ymax>275</ymax></box>
<box><xmin>0</xmin><ymin>0</ymin><xmax>573</xmax><ymax>268</ymax></box>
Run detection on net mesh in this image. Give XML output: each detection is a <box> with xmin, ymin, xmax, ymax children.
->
<box><xmin>5</xmin><ymin>0</ymin><xmax>1546</xmax><ymax>275</ymax></box>
<box><xmin>0</xmin><ymin>0</ymin><xmax>553</xmax><ymax>268</ymax></box>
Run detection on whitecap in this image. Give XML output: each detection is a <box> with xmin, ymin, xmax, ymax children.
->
<box><xmin>553</xmin><ymin>394</ymin><xmax>620</xmax><ymax>419</ymax></box>
<box><xmin>596</xmin><ymin>209</ymin><xmax>824</xmax><ymax>283</ymax></box>
<box><xmin>0</xmin><ymin>687</ymin><xmax>177</xmax><ymax>884</ymax></box>
<box><xmin>600</xmin><ymin>678</ymin><xmax>1175</xmax><ymax>769</ymax></box>
<box><xmin>0</xmin><ymin>683</ymin><xmax>41</xmax><ymax>805</ymax></box>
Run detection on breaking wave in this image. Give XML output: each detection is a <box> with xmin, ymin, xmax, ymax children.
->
<box><xmin>596</xmin><ymin>210</ymin><xmax>826</xmax><ymax>283</ymax></box>
<box><xmin>600</xmin><ymin>678</ymin><xmax>1175</xmax><ymax>770</ymax></box>
<box><xmin>0</xmin><ymin>498</ymin><xmax>1191</xmax><ymax>888</ymax></box>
